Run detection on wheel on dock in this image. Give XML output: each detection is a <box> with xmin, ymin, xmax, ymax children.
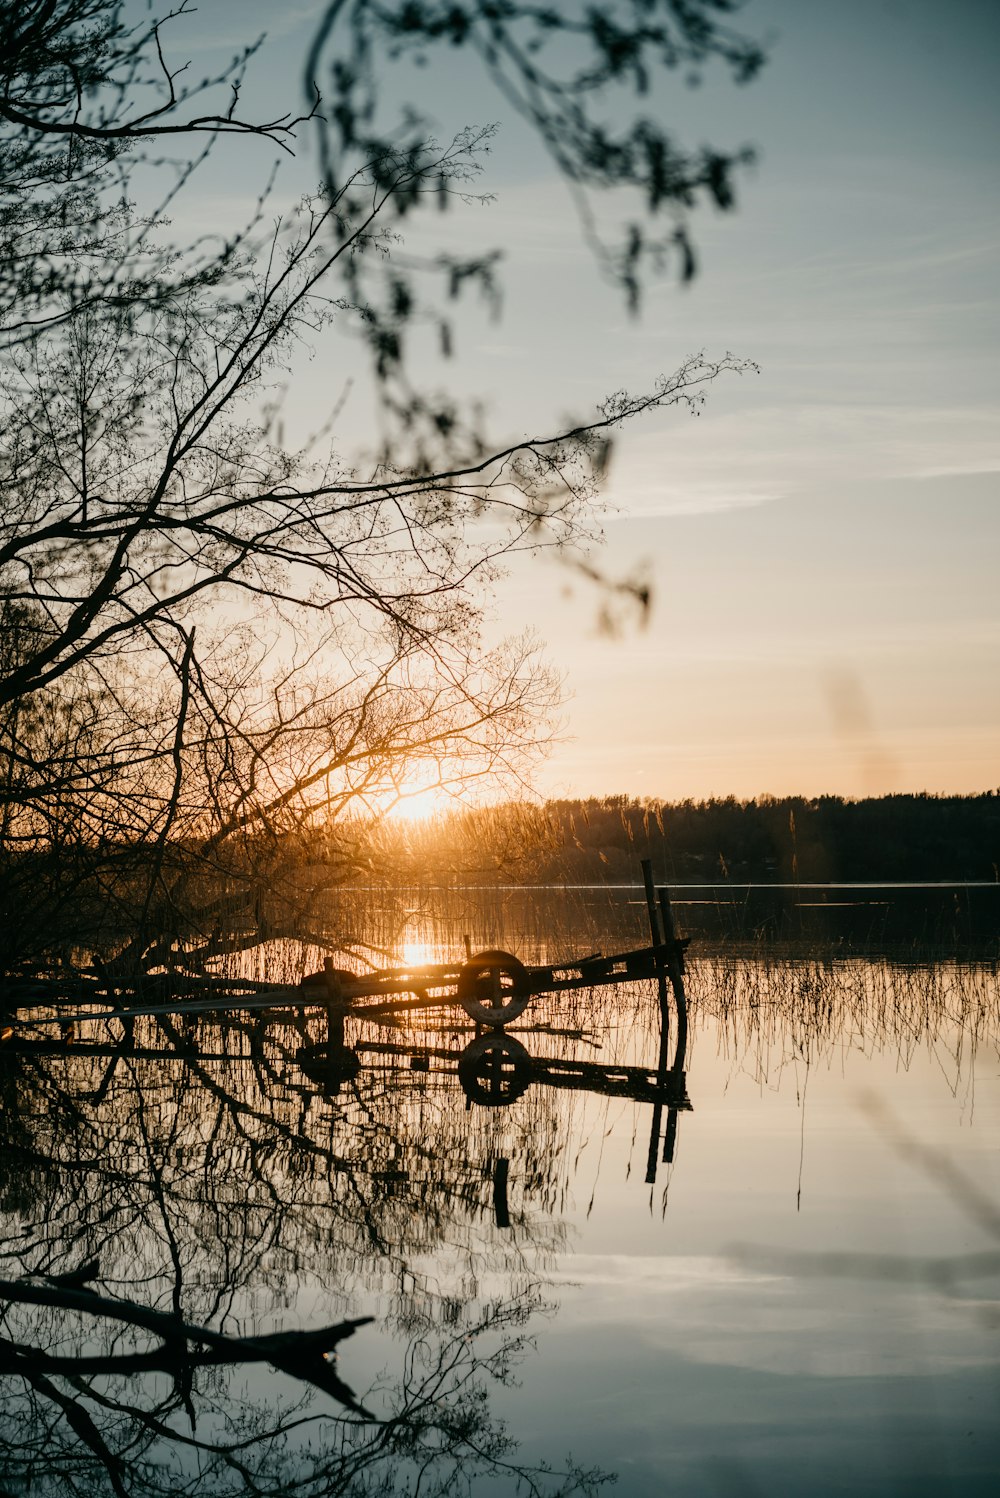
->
<box><xmin>457</xmin><ymin>950</ymin><xmax>531</xmax><ymax>1027</ymax></box>
<box><xmin>458</xmin><ymin>1033</ymin><xmax>533</xmax><ymax>1107</ymax></box>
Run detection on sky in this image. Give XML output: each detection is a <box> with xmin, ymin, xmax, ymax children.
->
<box><xmin>169</xmin><ymin>0</ymin><xmax>999</xmax><ymax>803</ymax></box>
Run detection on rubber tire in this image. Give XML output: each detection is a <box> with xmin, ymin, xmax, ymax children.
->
<box><xmin>457</xmin><ymin>949</ymin><xmax>531</xmax><ymax>1027</ymax></box>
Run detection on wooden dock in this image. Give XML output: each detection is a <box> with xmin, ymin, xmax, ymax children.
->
<box><xmin>300</xmin><ymin>935</ymin><xmax>689</xmax><ymax>1027</ymax></box>
<box><xmin>1</xmin><ymin>862</ymin><xmax>689</xmax><ymax>1181</ymax></box>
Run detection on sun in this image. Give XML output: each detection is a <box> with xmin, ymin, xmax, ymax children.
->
<box><xmin>382</xmin><ymin>782</ymin><xmax>455</xmax><ymax>823</ymax></box>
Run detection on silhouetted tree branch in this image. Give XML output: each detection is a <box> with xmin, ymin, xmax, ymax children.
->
<box><xmin>307</xmin><ymin>0</ymin><xmax>765</xmax><ymax>307</ymax></box>
<box><xmin>0</xmin><ymin>0</ymin><xmax>759</xmax><ymax>967</ymax></box>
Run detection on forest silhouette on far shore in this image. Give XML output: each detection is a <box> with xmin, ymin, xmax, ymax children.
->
<box><xmin>368</xmin><ymin>791</ymin><xmax>1000</xmax><ymax>886</ymax></box>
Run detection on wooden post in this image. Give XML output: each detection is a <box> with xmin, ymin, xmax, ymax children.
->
<box><xmin>656</xmin><ymin>886</ymin><xmax>688</xmax><ymax>1165</ymax></box>
<box><xmin>658</xmin><ymin>887</ymin><xmax>688</xmax><ymax>1071</ymax></box>
<box><xmin>323</xmin><ymin>957</ymin><xmax>346</xmax><ymax>1050</ymax></box>
<box><xmin>641</xmin><ymin>859</ymin><xmax>671</xmax><ymax>1024</ymax></box>
<box><xmin>641</xmin><ymin>859</ymin><xmax>671</xmax><ymax>1184</ymax></box>
<box><xmin>657</xmin><ymin>886</ymin><xmax>682</xmax><ymax>968</ymax></box>
<box><xmin>493</xmin><ymin>1157</ymin><xmax>511</xmax><ymax>1229</ymax></box>
<box><xmin>641</xmin><ymin>861</ymin><xmax>692</xmax><ymax>1183</ymax></box>
<box><xmin>645</xmin><ymin>1096</ymin><xmax>663</xmax><ymax>1184</ymax></box>
<box><xmin>640</xmin><ymin>858</ymin><xmax>663</xmax><ymax>948</ymax></box>
<box><xmin>663</xmin><ymin>1106</ymin><xmax>679</xmax><ymax>1164</ymax></box>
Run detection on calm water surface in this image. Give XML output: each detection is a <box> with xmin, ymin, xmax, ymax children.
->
<box><xmin>1</xmin><ymin>889</ymin><xmax>998</xmax><ymax>1495</ymax></box>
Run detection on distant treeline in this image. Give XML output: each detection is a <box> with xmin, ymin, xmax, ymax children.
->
<box><xmin>368</xmin><ymin>792</ymin><xmax>1000</xmax><ymax>884</ymax></box>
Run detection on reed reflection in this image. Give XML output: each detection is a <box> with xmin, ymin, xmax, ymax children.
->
<box><xmin>1</xmin><ymin>980</ymin><xmax>674</xmax><ymax>1498</ymax></box>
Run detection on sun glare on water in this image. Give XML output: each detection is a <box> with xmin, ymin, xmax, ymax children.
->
<box><xmin>399</xmin><ymin>939</ymin><xmax>436</xmax><ymax>967</ymax></box>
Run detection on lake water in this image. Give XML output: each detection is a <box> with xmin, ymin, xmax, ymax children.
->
<box><xmin>1</xmin><ymin>887</ymin><xmax>998</xmax><ymax>1495</ymax></box>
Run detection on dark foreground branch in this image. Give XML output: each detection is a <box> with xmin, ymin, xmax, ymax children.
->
<box><xmin>0</xmin><ymin>1277</ymin><xmax>376</xmax><ymax>1417</ymax></box>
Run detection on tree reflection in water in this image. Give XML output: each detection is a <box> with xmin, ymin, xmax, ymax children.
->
<box><xmin>0</xmin><ymin>1002</ymin><xmax>639</xmax><ymax>1496</ymax></box>
<box><xmin>3</xmin><ymin>928</ymin><xmax>994</xmax><ymax>1494</ymax></box>
<box><xmin>0</xmin><ymin>1280</ymin><xmax>603</xmax><ymax>1497</ymax></box>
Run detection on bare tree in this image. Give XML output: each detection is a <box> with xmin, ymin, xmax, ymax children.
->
<box><xmin>0</xmin><ymin>0</ymin><xmax>322</xmax><ymax>347</ymax></box>
<box><xmin>0</xmin><ymin>0</ymin><xmax>759</xmax><ymax>966</ymax></box>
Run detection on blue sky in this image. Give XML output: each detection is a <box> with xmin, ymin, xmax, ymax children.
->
<box><xmin>171</xmin><ymin>1</ymin><xmax>999</xmax><ymax>799</ymax></box>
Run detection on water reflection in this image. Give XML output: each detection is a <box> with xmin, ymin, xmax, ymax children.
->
<box><xmin>2</xmin><ymin>918</ymin><xmax>998</xmax><ymax>1496</ymax></box>
<box><xmin>0</xmin><ymin>968</ymin><xmax>681</xmax><ymax>1496</ymax></box>
<box><xmin>0</xmin><ymin>1277</ymin><xmax>585</xmax><ymax>1496</ymax></box>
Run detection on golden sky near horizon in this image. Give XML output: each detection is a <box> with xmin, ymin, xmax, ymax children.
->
<box><xmin>174</xmin><ymin>0</ymin><xmax>1000</xmax><ymax>804</ymax></box>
